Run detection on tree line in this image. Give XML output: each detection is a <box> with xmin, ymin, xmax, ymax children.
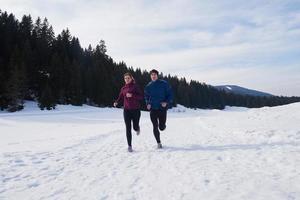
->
<box><xmin>1</xmin><ymin>10</ymin><xmax>299</xmax><ymax>112</ymax></box>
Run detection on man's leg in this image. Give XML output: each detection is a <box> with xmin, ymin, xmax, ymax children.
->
<box><xmin>150</xmin><ymin>110</ymin><xmax>161</xmax><ymax>143</ymax></box>
<box><xmin>123</xmin><ymin>110</ymin><xmax>132</xmax><ymax>147</ymax></box>
<box><xmin>158</xmin><ymin>109</ymin><xmax>167</xmax><ymax>131</ymax></box>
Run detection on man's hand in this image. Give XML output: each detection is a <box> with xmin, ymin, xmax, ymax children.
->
<box><xmin>161</xmin><ymin>102</ymin><xmax>167</xmax><ymax>108</ymax></box>
<box><xmin>126</xmin><ymin>93</ymin><xmax>133</xmax><ymax>98</ymax></box>
<box><xmin>113</xmin><ymin>102</ymin><xmax>118</xmax><ymax>107</ymax></box>
<box><xmin>147</xmin><ymin>104</ymin><xmax>151</xmax><ymax>110</ymax></box>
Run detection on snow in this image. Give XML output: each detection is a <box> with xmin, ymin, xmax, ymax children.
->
<box><xmin>1</xmin><ymin>101</ymin><xmax>300</xmax><ymax>200</ymax></box>
<box><xmin>226</xmin><ymin>86</ymin><xmax>232</xmax><ymax>90</ymax></box>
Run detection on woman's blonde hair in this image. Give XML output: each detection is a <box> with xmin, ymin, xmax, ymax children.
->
<box><xmin>124</xmin><ymin>72</ymin><xmax>133</xmax><ymax>78</ymax></box>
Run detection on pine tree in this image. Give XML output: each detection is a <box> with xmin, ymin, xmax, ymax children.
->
<box><xmin>69</xmin><ymin>61</ymin><xmax>83</xmax><ymax>106</ymax></box>
<box><xmin>19</xmin><ymin>15</ymin><xmax>33</xmax><ymax>42</ymax></box>
<box><xmin>5</xmin><ymin>47</ymin><xmax>27</xmax><ymax>112</ymax></box>
<box><xmin>97</xmin><ymin>40</ymin><xmax>107</xmax><ymax>55</ymax></box>
<box><xmin>38</xmin><ymin>80</ymin><xmax>56</xmax><ymax>110</ymax></box>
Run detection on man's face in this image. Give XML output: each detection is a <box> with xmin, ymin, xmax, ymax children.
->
<box><xmin>150</xmin><ymin>73</ymin><xmax>158</xmax><ymax>81</ymax></box>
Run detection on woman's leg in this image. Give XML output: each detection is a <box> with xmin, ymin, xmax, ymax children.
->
<box><xmin>123</xmin><ymin>110</ymin><xmax>132</xmax><ymax>147</ymax></box>
<box><xmin>132</xmin><ymin>109</ymin><xmax>141</xmax><ymax>131</ymax></box>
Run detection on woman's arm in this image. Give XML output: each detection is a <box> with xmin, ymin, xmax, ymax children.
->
<box><xmin>114</xmin><ymin>88</ymin><xmax>124</xmax><ymax>105</ymax></box>
<box><xmin>132</xmin><ymin>84</ymin><xmax>144</xmax><ymax>101</ymax></box>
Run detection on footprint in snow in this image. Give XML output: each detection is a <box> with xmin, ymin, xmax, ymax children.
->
<box><xmin>216</xmin><ymin>156</ymin><xmax>223</xmax><ymax>161</ymax></box>
<box><xmin>204</xmin><ymin>179</ymin><xmax>210</xmax><ymax>186</ymax></box>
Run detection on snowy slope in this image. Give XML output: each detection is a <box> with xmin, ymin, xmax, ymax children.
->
<box><xmin>1</xmin><ymin>102</ymin><xmax>300</xmax><ymax>200</ymax></box>
<box><xmin>215</xmin><ymin>85</ymin><xmax>273</xmax><ymax>97</ymax></box>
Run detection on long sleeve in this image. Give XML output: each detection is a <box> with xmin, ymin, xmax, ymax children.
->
<box><xmin>165</xmin><ymin>82</ymin><xmax>173</xmax><ymax>105</ymax></box>
<box><xmin>144</xmin><ymin>85</ymin><xmax>151</xmax><ymax>105</ymax></box>
<box><xmin>115</xmin><ymin>88</ymin><xmax>124</xmax><ymax>104</ymax></box>
<box><xmin>132</xmin><ymin>84</ymin><xmax>143</xmax><ymax>101</ymax></box>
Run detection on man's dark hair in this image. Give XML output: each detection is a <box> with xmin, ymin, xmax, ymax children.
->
<box><xmin>150</xmin><ymin>69</ymin><xmax>159</xmax><ymax>75</ymax></box>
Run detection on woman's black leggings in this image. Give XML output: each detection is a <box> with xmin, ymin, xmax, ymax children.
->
<box><xmin>123</xmin><ymin>109</ymin><xmax>141</xmax><ymax>147</ymax></box>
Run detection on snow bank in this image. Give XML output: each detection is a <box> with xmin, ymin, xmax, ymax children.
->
<box><xmin>1</xmin><ymin>102</ymin><xmax>300</xmax><ymax>200</ymax></box>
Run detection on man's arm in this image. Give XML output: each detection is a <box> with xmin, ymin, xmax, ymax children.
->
<box><xmin>144</xmin><ymin>85</ymin><xmax>151</xmax><ymax>108</ymax></box>
<box><xmin>165</xmin><ymin>82</ymin><xmax>173</xmax><ymax>105</ymax></box>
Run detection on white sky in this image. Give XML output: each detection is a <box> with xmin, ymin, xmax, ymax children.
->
<box><xmin>1</xmin><ymin>0</ymin><xmax>300</xmax><ymax>96</ymax></box>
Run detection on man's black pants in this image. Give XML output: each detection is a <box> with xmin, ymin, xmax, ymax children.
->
<box><xmin>150</xmin><ymin>109</ymin><xmax>167</xmax><ymax>144</ymax></box>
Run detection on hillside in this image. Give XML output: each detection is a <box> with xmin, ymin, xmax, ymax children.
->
<box><xmin>215</xmin><ymin>85</ymin><xmax>273</xmax><ymax>97</ymax></box>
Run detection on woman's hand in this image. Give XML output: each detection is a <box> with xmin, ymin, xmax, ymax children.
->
<box><xmin>126</xmin><ymin>93</ymin><xmax>133</xmax><ymax>98</ymax></box>
<box><xmin>113</xmin><ymin>102</ymin><xmax>118</xmax><ymax>107</ymax></box>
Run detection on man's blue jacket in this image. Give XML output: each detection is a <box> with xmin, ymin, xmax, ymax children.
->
<box><xmin>144</xmin><ymin>79</ymin><xmax>173</xmax><ymax>110</ymax></box>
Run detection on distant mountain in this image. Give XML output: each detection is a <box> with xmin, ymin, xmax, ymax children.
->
<box><xmin>214</xmin><ymin>85</ymin><xmax>273</xmax><ymax>97</ymax></box>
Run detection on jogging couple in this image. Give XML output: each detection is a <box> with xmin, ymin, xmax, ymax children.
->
<box><xmin>114</xmin><ymin>69</ymin><xmax>173</xmax><ymax>152</ymax></box>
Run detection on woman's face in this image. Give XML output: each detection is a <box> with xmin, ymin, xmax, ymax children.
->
<box><xmin>124</xmin><ymin>75</ymin><xmax>132</xmax><ymax>84</ymax></box>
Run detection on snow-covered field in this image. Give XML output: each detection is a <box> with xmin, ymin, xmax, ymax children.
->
<box><xmin>1</xmin><ymin>102</ymin><xmax>300</xmax><ymax>200</ymax></box>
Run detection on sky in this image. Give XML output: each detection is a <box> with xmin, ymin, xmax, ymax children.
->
<box><xmin>1</xmin><ymin>0</ymin><xmax>300</xmax><ymax>96</ymax></box>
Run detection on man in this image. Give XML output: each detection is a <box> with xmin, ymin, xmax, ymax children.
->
<box><xmin>144</xmin><ymin>69</ymin><xmax>173</xmax><ymax>149</ymax></box>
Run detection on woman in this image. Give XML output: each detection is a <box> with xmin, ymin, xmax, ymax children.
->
<box><xmin>114</xmin><ymin>72</ymin><xmax>143</xmax><ymax>152</ymax></box>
